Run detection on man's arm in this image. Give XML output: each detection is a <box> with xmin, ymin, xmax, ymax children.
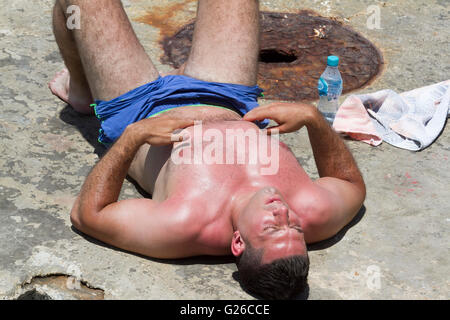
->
<box><xmin>70</xmin><ymin>118</ymin><xmax>198</xmax><ymax>258</ymax></box>
<box><xmin>305</xmin><ymin>106</ymin><xmax>366</xmax><ymax>240</ymax></box>
<box><xmin>243</xmin><ymin>103</ymin><xmax>366</xmax><ymax>240</ymax></box>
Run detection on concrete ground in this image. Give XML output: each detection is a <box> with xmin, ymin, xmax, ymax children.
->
<box><xmin>0</xmin><ymin>0</ymin><xmax>448</xmax><ymax>300</ymax></box>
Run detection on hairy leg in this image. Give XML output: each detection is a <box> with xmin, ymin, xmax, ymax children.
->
<box><xmin>183</xmin><ymin>0</ymin><xmax>260</xmax><ymax>86</ymax></box>
<box><xmin>50</xmin><ymin>0</ymin><xmax>159</xmax><ymax>108</ymax></box>
<box><xmin>49</xmin><ymin>1</ymin><xmax>93</xmax><ymax>114</ymax></box>
<box><xmin>129</xmin><ymin>0</ymin><xmax>262</xmax><ymax>195</ymax></box>
<box><xmin>50</xmin><ymin>0</ymin><xmax>163</xmax><ymax>189</ymax></box>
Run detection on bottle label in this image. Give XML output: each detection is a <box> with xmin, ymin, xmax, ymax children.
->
<box><xmin>318</xmin><ymin>77</ymin><xmax>328</xmax><ymax>96</ymax></box>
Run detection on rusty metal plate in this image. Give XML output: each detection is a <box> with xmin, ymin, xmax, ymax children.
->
<box><xmin>160</xmin><ymin>11</ymin><xmax>384</xmax><ymax>101</ymax></box>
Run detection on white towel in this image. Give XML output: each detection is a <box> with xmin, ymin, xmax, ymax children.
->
<box><xmin>333</xmin><ymin>80</ymin><xmax>450</xmax><ymax>151</ymax></box>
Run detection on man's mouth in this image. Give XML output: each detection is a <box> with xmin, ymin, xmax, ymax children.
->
<box><xmin>265</xmin><ymin>196</ymin><xmax>282</xmax><ymax>205</ymax></box>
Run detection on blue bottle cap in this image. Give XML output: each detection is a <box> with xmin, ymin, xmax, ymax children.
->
<box><xmin>327</xmin><ymin>55</ymin><xmax>339</xmax><ymax>67</ymax></box>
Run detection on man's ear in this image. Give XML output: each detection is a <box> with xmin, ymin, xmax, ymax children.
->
<box><xmin>231</xmin><ymin>231</ymin><xmax>245</xmax><ymax>257</ymax></box>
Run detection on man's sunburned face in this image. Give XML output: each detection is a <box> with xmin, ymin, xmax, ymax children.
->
<box><xmin>238</xmin><ymin>186</ymin><xmax>307</xmax><ymax>264</ymax></box>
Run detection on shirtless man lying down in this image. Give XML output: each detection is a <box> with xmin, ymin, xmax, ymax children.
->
<box><xmin>49</xmin><ymin>0</ymin><xmax>366</xmax><ymax>299</ymax></box>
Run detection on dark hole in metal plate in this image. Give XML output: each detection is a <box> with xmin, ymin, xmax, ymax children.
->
<box><xmin>260</xmin><ymin>49</ymin><xmax>298</xmax><ymax>64</ymax></box>
<box><xmin>160</xmin><ymin>11</ymin><xmax>384</xmax><ymax>101</ymax></box>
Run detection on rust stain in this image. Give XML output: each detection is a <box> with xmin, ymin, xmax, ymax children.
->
<box><xmin>137</xmin><ymin>9</ymin><xmax>384</xmax><ymax>101</ymax></box>
<box><xmin>134</xmin><ymin>0</ymin><xmax>195</xmax><ymax>36</ymax></box>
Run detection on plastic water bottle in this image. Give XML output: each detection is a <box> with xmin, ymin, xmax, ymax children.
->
<box><xmin>317</xmin><ymin>55</ymin><xmax>343</xmax><ymax>124</ymax></box>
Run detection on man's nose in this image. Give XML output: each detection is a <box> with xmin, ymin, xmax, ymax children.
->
<box><xmin>273</xmin><ymin>205</ymin><xmax>289</xmax><ymax>223</ymax></box>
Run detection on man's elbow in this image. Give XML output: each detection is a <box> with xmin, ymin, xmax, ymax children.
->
<box><xmin>357</xmin><ymin>179</ymin><xmax>366</xmax><ymax>203</ymax></box>
<box><xmin>70</xmin><ymin>198</ymin><xmax>97</xmax><ymax>231</ymax></box>
<box><xmin>346</xmin><ymin>176</ymin><xmax>366</xmax><ymax>209</ymax></box>
<box><xmin>350</xmin><ymin>170</ymin><xmax>366</xmax><ymax>204</ymax></box>
<box><xmin>358</xmin><ymin>172</ymin><xmax>367</xmax><ymax>202</ymax></box>
<box><xmin>70</xmin><ymin>196</ymin><xmax>81</xmax><ymax>227</ymax></box>
<box><xmin>70</xmin><ymin>208</ymin><xmax>82</xmax><ymax>230</ymax></box>
<box><xmin>70</xmin><ymin>204</ymin><xmax>88</xmax><ymax>232</ymax></box>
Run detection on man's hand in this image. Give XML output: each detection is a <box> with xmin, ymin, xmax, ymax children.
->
<box><xmin>127</xmin><ymin>117</ymin><xmax>194</xmax><ymax>146</ymax></box>
<box><xmin>71</xmin><ymin>116</ymin><xmax>194</xmax><ymax>241</ymax></box>
<box><xmin>243</xmin><ymin>102</ymin><xmax>316</xmax><ymax>134</ymax></box>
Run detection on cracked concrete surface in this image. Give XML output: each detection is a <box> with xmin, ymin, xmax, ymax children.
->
<box><xmin>17</xmin><ymin>274</ymin><xmax>104</xmax><ymax>300</ymax></box>
<box><xmin>0</xmin><ymin>0</ymin><xmax>449</xmax><ymax>299</ymax></box>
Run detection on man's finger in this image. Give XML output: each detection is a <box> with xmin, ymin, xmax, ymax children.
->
<box><xmin>243</xmin><ymin>103</ymin><xmax>282</xmax><ymax>121</ymax></box>
<box><xmin>265</xmin><ymin>124</ymin><xmax>288</xmax><ymax>135</ymax></box>
<box><xmin>169</xmin><ymin>119</ymin><xmax>195</xmax><ymax>129</ymax></box>
<box><xmin>152</xmin><ymin>133</ymin><xmax>180</xmax><ymax>145</ymax></box>
<box><xmin>254</xmin><ymin>102</ymin><xmax>277</xmax><ymax>109</ymax></box>
<box><xmin>171</xmin><ymin>125</ymin><xmax>192</xmax><ymax>142</ymax></box>
<box><xmin>243</xmin><ymin>107</ymin><xmax>277</xmax><ymax>122</ymax></box>
<box><xmin>170</xmin><ymin>133</ymin><xmax>185</xmax><ymax>142</ymax></box>
<box><xmin>266</xmin><ymin>126</ymin><xmax>282</xmax><ymax>135</ymax></box>
<box><xmin>264</xmin><ymin>125</ymin><xmax>279</xmax><ymax>135</ymax></box>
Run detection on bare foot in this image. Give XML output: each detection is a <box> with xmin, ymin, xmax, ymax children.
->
<box><xmin>48</xmin><ymin>69</ymin><xmax>94</xmax><ymax>115</ymax></box>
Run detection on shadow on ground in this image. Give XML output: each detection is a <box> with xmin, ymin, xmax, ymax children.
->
<box><xmin>59</xmin><ymin>105</ymin><xmax>106</xmax><ymax>158</ymax></box>
<box><xmin>307</xmin><ymin>205</ymin><xmax>366</xmax><ymax>251</ymax></box>
<box><xmin>59</xmin><ymin>105</ymin><xmax>152</xmax><ymax>197</ymax></box>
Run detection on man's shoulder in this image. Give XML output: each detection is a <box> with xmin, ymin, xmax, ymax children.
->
<box><xmin>301</xmin><ymin>178</ymin><xmax>364</xmax><ymax>244</ymax></box>
<box><xmin>169</xmin><ymin>196</ymin><xmax>233</xmax><ymax>254</ymax></box>
<box><xmin>165</xmin><ymin>194</ymin><xmax>229</xmax><ymax>230</ymax></box>
<box><xmin>290</xmin><ymin>184</ymin><xmax>335</xmax><ymax>243</ymax></box>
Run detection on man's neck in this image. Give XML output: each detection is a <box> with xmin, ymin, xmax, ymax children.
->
<box><xmin>229</xmin><ymin>186</ymin><xmax>259</xmax><ymax>231</ymax></box>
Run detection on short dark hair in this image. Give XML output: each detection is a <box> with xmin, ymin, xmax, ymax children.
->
<box><xmin>236</xmin><ymin>243</ymin><xmax>309</xmax><ymax>299</ymax></box>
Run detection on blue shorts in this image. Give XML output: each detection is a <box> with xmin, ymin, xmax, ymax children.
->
<box><xmin>93</xmin><ymin>75</ymin><xmax>268</xmax><ymax>145</ymax></box>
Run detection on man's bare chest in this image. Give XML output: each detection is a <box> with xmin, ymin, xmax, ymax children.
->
<box><xmin>155</xmin><ymin>121</ymin><xmax>310</xmax><ymax>202</ymax></box>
